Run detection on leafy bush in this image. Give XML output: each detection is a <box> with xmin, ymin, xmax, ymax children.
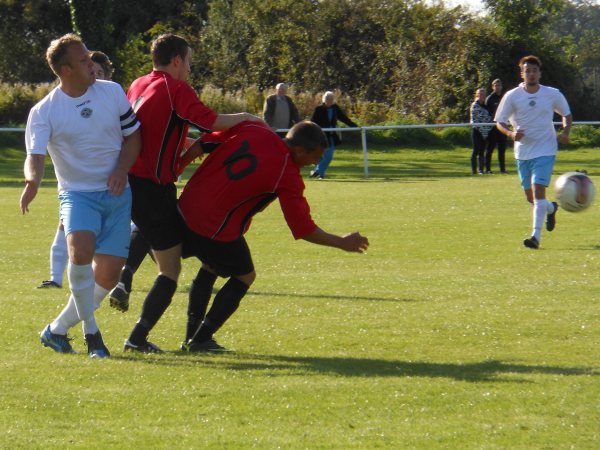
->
<box><xmin>569</xmin><ymin>125</ymin><xmax>600</xmax><ymax>148</ymax></box>
<box><xmin>437</xmin><ymin>126</ymin><xmax>472</xmax><ymax>147</ymax></box>
<box><xmin>2</xmin><ymin>81</ymin><xmax>599</xmax><ymax>152</ymax></box>
<box><xmin>0</xmin><ymin>82</ymin><xmax>55</xmax><ymax>125</ymax></box>
<box><xmin>199</xmin><ymin>84</ymin><xmax>248</xmax><ymax>113</ymax></box>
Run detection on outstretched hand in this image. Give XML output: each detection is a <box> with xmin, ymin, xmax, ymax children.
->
<box><xmin>340</xmin><ymin>231</ymin><xmax>369</xmax><ymax>253</ymax></box>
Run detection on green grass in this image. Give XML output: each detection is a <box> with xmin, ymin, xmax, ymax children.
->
<box><xmin>1</xmin><ymin>138</ymin><xmax>599</xmax><ymax>448</ymax></box>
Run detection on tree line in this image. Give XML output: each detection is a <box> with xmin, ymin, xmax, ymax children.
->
<box><xmin>0</xmin><ymin>0</ymin><xmax>598</xmax><ymax>123</ymax></box>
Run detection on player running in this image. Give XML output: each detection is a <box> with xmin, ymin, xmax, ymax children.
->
<box><xmin>495</xmin><ymin>55</ymin><xmax>572</xmax><ymax>249</ymax></box>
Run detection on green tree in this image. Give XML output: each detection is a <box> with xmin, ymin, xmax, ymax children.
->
<box><xmin>68</xmin><ymin>0</ymin><xmax>114</xmax><ymax>54</ymax></box>
<box><xmin>69</xmin><ymin>0</ymin><xmax>208</xmax><ymax>83</ymax></box>
<box><xmin>483</xmin><ymin>0</ymin><xmax>594</xmax><ymax>119</ymax></box>
<box><xmin>0</xmin><ymin>0</ymin><xmax>71</xmax><ymax>82</ymax></box>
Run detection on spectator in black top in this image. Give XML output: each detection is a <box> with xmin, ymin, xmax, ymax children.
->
<box><xmin>485</xmin><ymin>79</ymin><xmax>508</xmax><ymax>173</ymax></box>
<box><xmin>309</xmin><ymin>91</ymin><xmax>358</xmax><ymax>179</ymax></box>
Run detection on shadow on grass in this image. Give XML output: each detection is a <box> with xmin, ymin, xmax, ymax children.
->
<box><xmin>247</xmin><ymin>290</ymin><xmax>416</xmax><ymax>303</ymax></box>
<box><xmin>116</xmin><ymin>352</ymin><xmax>598</xmax><ymax>382</ymax></box>
<box><xmin>168</xmin><ymin>286</ymin><xmax>416</xmax><ymax>303</ymax></box>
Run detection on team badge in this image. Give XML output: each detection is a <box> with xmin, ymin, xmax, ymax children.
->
<box><xmin>81</xmin><ymin>107</ymin><xmax>93</xmax><ymax>118</ymax></box>
<box><xmin>529</xmin><ymin>100</ymin><xmax>536</xmax><ymax>107</ymax></box>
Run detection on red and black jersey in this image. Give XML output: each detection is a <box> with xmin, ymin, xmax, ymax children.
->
<box><xmin>127</xmin><ymin>71</ymin><xmax>218</xmax><ymax>184</ymax></box>
<box><xmin>178</xmin><ymin>121</ymin><xmax>317</xmax><ymax>242</ymax></box>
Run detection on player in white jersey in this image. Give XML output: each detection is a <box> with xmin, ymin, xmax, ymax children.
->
<box><xmin>495</xmin><ymin>55</ymin><xmax>572</xmax><ymax>249</ymax></box>
<box><xmin>20</xmin><ymin>34</ymin><xmax>141</xmax><ymax>357</ymax></box>
<box><xmin>37</xmin><ymin>51</ymin><xmax>116</xmax><ymax>290</ymax></box>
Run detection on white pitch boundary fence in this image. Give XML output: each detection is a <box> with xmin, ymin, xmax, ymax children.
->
<box><xmin>300</xmin><ymin>121</ymin><xmax>600</xmax><ymax>177</ymax></box>
<box><xmin>3</xmin><ymin>121</ymin><xmax>600</xmax><ymax>178</ymax></box>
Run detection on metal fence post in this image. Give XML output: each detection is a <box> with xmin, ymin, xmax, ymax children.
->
<box><xmin>361</xmin><ymin>127</ymin><xmax>369</xmax><ymax>178</ymax></box>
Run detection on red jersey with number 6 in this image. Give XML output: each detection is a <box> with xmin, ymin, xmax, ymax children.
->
<box><xmin>178</xmin><ymin>121</ymin><xmax>317</xmax><ymax>242</ymax></box>
<box><xmin>127</xmin><ymin>70</ymin><xmax>218</xmax><ymax>184</ymax></box>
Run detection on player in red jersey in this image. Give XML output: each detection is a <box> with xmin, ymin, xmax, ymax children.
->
<box><xmin>122</xmin><ymin>33</ymin><xmax>262</xmax><ymax>353</ymax></box>
<box><xmin>179</xmin><ymin>121</ymin><xmax>369</xmax><ymax>352</ymax></box>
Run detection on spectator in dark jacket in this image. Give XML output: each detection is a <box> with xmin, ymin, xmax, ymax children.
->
<box><xmin>309</xmin><ymin>91</ymin><xmax>358</xmax><ymax>179</ymax></box>
<box><xmin>485</xmin><ymin>78</ymin><xmax>508</xmax><ymax>173</ymax></box>
<box><xmin>263</xmin><ymin>83</ymin><xmax>300</xmax><ymax>137</ymax></box>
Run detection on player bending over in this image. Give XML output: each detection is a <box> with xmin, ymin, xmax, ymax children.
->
<box><xmin>178</xmin><ymin>120</ymin><xmax>369</xmax><ymax>352</ymax></box>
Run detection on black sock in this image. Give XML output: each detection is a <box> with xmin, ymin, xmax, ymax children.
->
<box><xmin>128</xmin><ymin>230</ymin><xmax>151</xmax><ymax>273</ymax></box>
<box><xmin>119</xmin><ymin>266</ymin><xmax>134</xmax><ymax>292</ymax></box>
<box><xmin>128</xmin><ymin>275</ymin><xmax>177</xmax><ymax>345</ymax></box>
<box><xmin>191</xmin><ymin>277</ymin><xmax>248</xmax><ymax>343</ymax></box>
<box><xmin>185</xmin><ymin>268</ymin><xmax>218</xmax><ymax>341</ymax></box>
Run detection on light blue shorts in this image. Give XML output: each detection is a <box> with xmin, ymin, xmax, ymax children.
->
<box><xmin>516</xmin><ymin>155</ymin><xmax>556</xmax><ymax>190</ymax></box>
<box><xmin>59</xmin><ymin>188</ymin><xmax>132</xmax><ymax>258</ymax></box>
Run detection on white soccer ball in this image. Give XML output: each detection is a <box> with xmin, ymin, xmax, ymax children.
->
<box><xmin>554</xmin><ymin>172</ymin><xmax>595</xmax><ymax>213</ymax></box>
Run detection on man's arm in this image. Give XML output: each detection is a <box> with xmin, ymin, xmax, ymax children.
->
<box><xmin>178</xmin><ymin>137</ymin><xmax>204</xmax><ymax>174</ymax></box>
<box><xmin>107</xmin><ymin>128</ymin><xmax>142</xmax><ymax>196</ymax></box>
<box><xmin>288</xmin><ymin>98</ymin><xmax>300</xmax><ymax>124</ymax></box>
<box><xmin>212</xmin><ymin>112</ymin><xmax>264</xmax><ymax>131</ymax></box>
<box><xmin>496</xmin><ymin>122</ymin><xmax>524</xmax><ymax>141</ymax></box>
<box><xmin>263</xmin><ymin>96</ymin><xmax>274</xmax><ymax>125</ymax></box>
<box><xmin>336</xmin><ymin>105</ymin><xmax>358</xmax><ymax>128</ymax></box>
<box><xmin>302</xmin><ymin>227</ymin><xmax>369</xmax><ymax>253</ymax></box>
<box><xmin>20</xmin><ymin>154</ymin><xmax>46</xmax><ymax>214</ymax></box>
<box><xmin>558</xmin><ymin>113</ymin><xmax>572</xmax><ymax>145</ymax></box>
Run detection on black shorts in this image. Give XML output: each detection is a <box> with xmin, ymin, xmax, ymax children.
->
<box><xmin>182</xmin><ymin>227</ymin><xmax>254</xmax><ymax>278</ymax></box>
<box><xmin>129</xmin><ymin>174</ymin><xmax>185</xmax><ymax>251</ymax></box>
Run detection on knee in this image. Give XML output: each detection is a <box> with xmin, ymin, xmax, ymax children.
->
<box><xmin>159</xmin><ymin>264</ymin><xmax>181</xmax><ymax>282</ymax></box>
<box><xmin>156</xmin><ymin>253</ymin><xmax>182</xmax><ymax>281</ymax></box>
<box><xmin>235</xmin><ymin>271</ymin><xmax>256</xmax><ymax>287</ymax></box>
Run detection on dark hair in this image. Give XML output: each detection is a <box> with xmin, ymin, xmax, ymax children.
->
<box><xmin>46</xmin><ymin>33</ymin><xmax>83</xmax><ymax>76</ymax></box>
<box><xmin>151</xmin><ymin>33</ymin><xmax>189</xmax><ymax>66</ymax></box>
<box><xmin>285</xmin><ymin>121</ymin><xmax>327</xmax><ymax>152</ymax></box>
<box><xmin>90</xmin><ymin>50</ymin><xmax>113</xmax><ymax>79</ymax></box>
<box><xmin>519</xmin><ymin>55</ymin><xmax>542</xmax><ymax>69</ymax></box>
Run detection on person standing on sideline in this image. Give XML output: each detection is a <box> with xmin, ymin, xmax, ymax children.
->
<box><xmin>37</xmin><ymin>50</ymin><xmax>116</xmax><ymax>290</ymax></box>
<box><xmin>21</xmin><ymin>34</ymin><xmax>141</xmax><ymax>357</ymax></box>
<box><xmin>123</xmin><ymin>33</ymin><xmax>263</xmax><ymax>353</ymax></box>
<box><xmin>309</xmin><ymin>91</ymin><xmax>358</xmax><ymax>179</ymax></box>
<box><xmin>179</xmin><ymin>121</ymin><xmax>369</xmax><ymax>352</ymax></box>
<box><xmin>470</xmin><ymin>88</ymin><xmax>493</xmax><ymax>175</ymax></box>
<box><xmin>263</xmin><ymin>82</ymin><xmax>300</xmax><ymax>137</ymax></box>
<box><xmin>485</xmin><ymin>78</ymin><xmax>508</xmax><ymax>173</ymax></box>
<box><xmin>495</xmin><ymin>55</ymin><xmax>571</xmax><ymax>249</ymax></box>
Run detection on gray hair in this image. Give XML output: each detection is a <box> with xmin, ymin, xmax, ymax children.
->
<box><xmin>322</xmin><ymin>91</ymin><xmax>334</xmax><ymax>103</ymax></box>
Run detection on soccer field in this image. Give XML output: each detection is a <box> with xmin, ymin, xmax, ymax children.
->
<box><xmin>1</xmin><ymin>146</ymin><xmax>599</xmax><ymax>448</ymax></box>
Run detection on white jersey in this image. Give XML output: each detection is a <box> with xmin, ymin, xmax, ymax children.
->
<box><xmin>26</xmin><ymin>80</ymin><xmax>140</xmax><ymax>192</ymax></box>
<box><xmin>494</xmin><ymin>83</ymin><xmax>570</xmax><ymax>160</ymax></box>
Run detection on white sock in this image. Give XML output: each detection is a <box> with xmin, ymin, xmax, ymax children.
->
<box><xmin>546</xmin><ymin>200</ymin><xmax>556</xmax><ymax>214</ymax></box>
<box><xmin>532</xmin><ymin>199</ymin><xmax>546</xmax><ymax>241</ymax></box>
<box><xmin>68</xmin><ymin>262</ymin><xmax>95</xmax><ymax>321</ymax></box>
<box><xmin>50</xmin><ymin>294</ymin><xmax>79</xmax><ymax>335</ymax></box>
<box><xmin>50</xmin><ymin>228</ymin><xmax>68</xmax><ymax>285</ymax></box>
<box><xmin>50</xmin><ymin>283</ymin><xmax>109</xmax><ymax>336</ymax></box>
<box><xmin>82</xmin><ymin>284</ymin><xmax>109</xmax><ymax>335</ymax></box>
